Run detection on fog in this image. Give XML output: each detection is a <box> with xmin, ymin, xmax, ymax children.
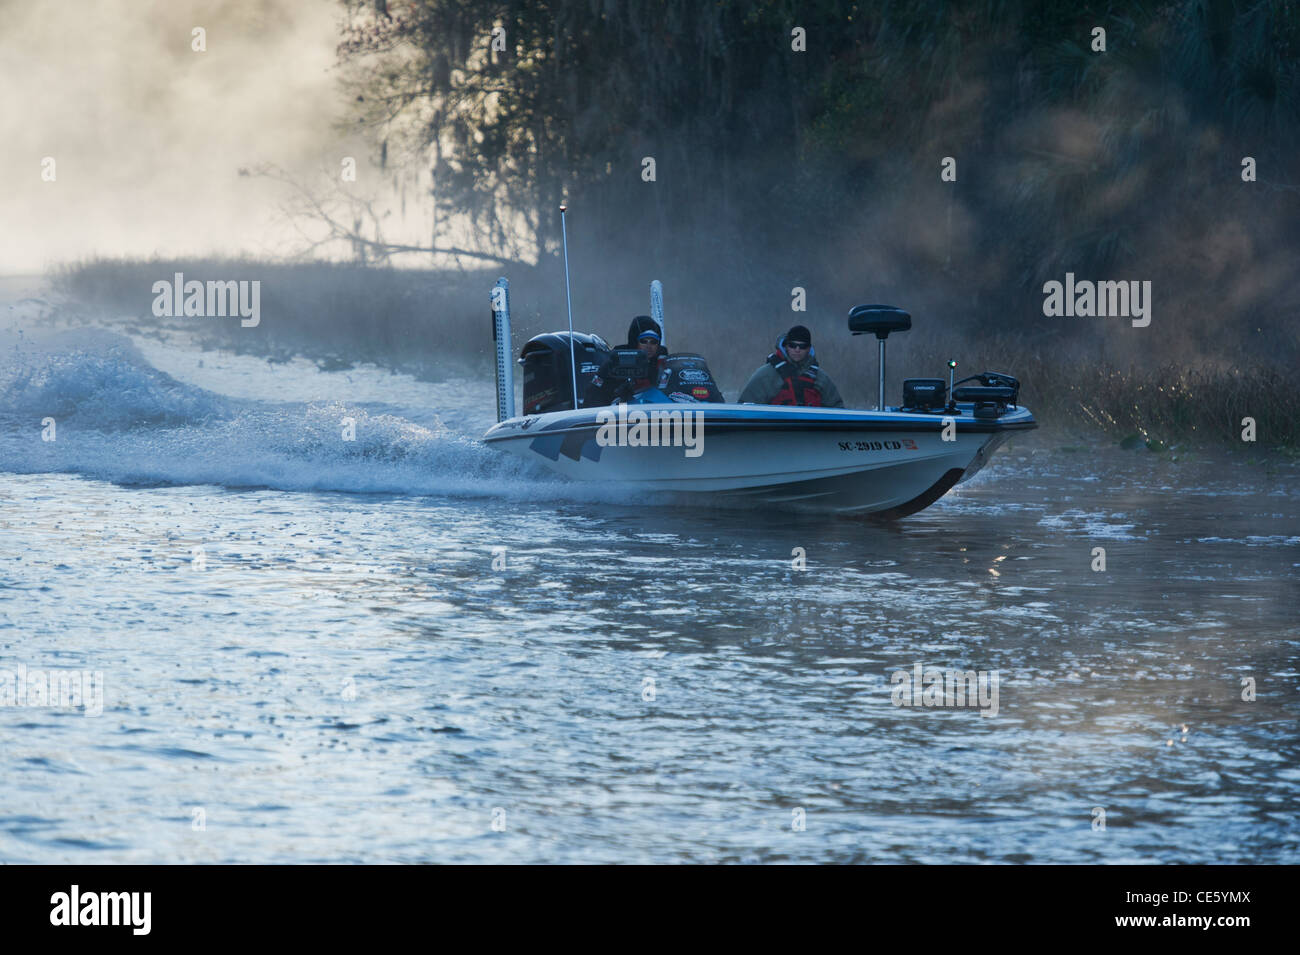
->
<box><xmin>0</xmin><ymin>0</ymin><xmax>381</xmax><ymax>274</ymax></box>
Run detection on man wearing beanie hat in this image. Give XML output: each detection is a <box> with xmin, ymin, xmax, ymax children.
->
<box><xmin>582</xmin><ymin>315</ymin><xmax>669</xmax><ymax>406</ymax></box>
<box><xmin>738</xmin><ymin>324</ymin><xmax>845</xmax><ymax>407</ymax></box>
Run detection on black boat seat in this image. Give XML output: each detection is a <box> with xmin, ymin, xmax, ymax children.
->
<box><xmin>848</xmin><ymin>304</ymin><xmax>912</xmax><ymax>338</ymax></box>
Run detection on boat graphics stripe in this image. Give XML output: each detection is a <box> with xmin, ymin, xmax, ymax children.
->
<box><xmin>488</xmin><ymin>415</ymin><xmax>1037</xmax><ymax>443</ymax></box>
<box><xmin>529</xmin><ymin>430</ymin><xmax>605</xmax><ymax>462</ymax></box>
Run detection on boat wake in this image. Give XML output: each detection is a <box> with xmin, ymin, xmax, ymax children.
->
<box><xmin>0</xmin><ymin>328</ymin><xmax>635</xmax><ymax>503</ymax></box>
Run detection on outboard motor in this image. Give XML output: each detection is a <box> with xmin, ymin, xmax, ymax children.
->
<box><xmin>661</xmin><ymin>353</ymin><xmax>725</xmax><ymax>403</ymax></box>
<box><xmin>518</xmin><ymin>331</ymin><xmax>611</xmax><ymax>414</ymax></box>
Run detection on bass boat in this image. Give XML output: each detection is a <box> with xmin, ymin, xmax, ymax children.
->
<box><xmin>482</xmin><ymin>278</ymin><xmax>1036</xmax><ymax>517</ymax></box>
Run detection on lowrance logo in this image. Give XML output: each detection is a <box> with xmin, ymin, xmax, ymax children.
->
<box><xmin>49</xmin><ymin>885</ymin><xmax>151</xmax><ymax>935</ymax></box>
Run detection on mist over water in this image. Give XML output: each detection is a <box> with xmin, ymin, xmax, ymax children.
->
<box><xmin>0</xmin><ymin>0</ymin><xmax>348</xmax><ymax>273</ymax></box>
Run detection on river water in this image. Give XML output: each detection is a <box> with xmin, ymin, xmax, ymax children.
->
<box><xmin>1</xmin><ymin>289</ymin><xmax>1297</xmax><ymax>863</ymax></box>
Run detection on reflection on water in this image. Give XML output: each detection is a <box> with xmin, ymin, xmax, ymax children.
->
<box><xmin>1</xmin><ymin>440</ymin><xmax>1296</xmax><ymax>863</ymax></box>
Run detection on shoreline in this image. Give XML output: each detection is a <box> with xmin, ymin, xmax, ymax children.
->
<box><xmin>15</xmin><ymin>258</ymin><xmax>1300</xmax><ymax>452</ymax></box>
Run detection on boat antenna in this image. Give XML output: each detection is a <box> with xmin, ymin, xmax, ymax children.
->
<box><xmin>650</xmin><ymin>279</ymin><xmax>665</xmax><ymax>342</ymax></box>
<box><xmin>560</xmin><ymin>203</ymin><xmax>579</xmax><ymax>410</ymax></box>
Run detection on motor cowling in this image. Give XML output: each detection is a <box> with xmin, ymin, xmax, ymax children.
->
<box><xmin>518</xmin><ymin>331</ymin><xmax>611</xmax><ymax>414</ymax></box>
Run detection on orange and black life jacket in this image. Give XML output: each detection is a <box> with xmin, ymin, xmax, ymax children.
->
<box><xmin>767</xmin><ymin>350</ymin><xmax>824</xmax><ymax>406</ymax></box>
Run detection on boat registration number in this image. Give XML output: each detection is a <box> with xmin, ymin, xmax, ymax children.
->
<box><xmin>838</xmin><ymin>440</ymin><xmax>906</xmax><ymax>451</ymax></box>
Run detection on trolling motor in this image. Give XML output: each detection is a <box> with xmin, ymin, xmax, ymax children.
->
<box><xmin>848</xmin><ymin>304</ymin><xmax>912</xmax><ymax>410</ymax></box>
<box><xmin>951</xmin><ymin>371</ymin><xmax>1020</xmax><ymax>419</ymax></box>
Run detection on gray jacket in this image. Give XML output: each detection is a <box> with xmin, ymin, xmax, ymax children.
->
<box><xmin>738</xmin><ymin>343</ymin><xmax>845</xmax><ymax>407</ymax></box>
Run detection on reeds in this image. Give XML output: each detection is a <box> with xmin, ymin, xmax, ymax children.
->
<box><xmin>1013</xmin><ymin>357</ymin><xmax>1298</xmax><ymax>449</ymax></box>
<box><xmin>48</xmin><ymin>257</ymin><xmax>504</xmax><ymax>378</ymax></box>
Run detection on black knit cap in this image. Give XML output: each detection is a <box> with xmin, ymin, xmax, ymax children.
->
<box><xmin>627</xmin><ymin>315</ymin><xmax>662</xmax><ymax>345</ymax></box>
<box><xmin>785</xmin><ymin>325</ymin><xmax>812</xmax><ymax>345</ymax></box>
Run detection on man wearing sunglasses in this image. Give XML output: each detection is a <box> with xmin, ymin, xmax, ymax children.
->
<box><xmin>583</xmin><ymin>315</ymin><xmax>669</xmax><ymax>406</ymax></box>
<box><xmin>738</xmin><ymin>324</ymin><xmax>845</xmax><ymax>407</ymax></box>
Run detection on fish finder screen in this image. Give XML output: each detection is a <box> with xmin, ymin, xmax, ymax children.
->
<box><xmin>608</xmin><ymin>347</ymin><xmax>650</xmax><ymax>379</ymax></box>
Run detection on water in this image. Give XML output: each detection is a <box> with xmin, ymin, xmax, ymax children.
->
<box><xmin>1</xmin><ymin>303</ymin><xmax>1297</xmax><ymax>863</ymax></box>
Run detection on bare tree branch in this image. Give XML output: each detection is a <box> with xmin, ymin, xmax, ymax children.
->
<box><xmin>251</xmin><ymin>162</ymin><xmax>518</xmax><ymax>267</ymax></box>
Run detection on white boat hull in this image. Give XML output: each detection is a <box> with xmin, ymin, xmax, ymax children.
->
<box><xmin>483</xmin><ymin>403</ymin><xmax>1037</xmax><ymax>516</ymax></box>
